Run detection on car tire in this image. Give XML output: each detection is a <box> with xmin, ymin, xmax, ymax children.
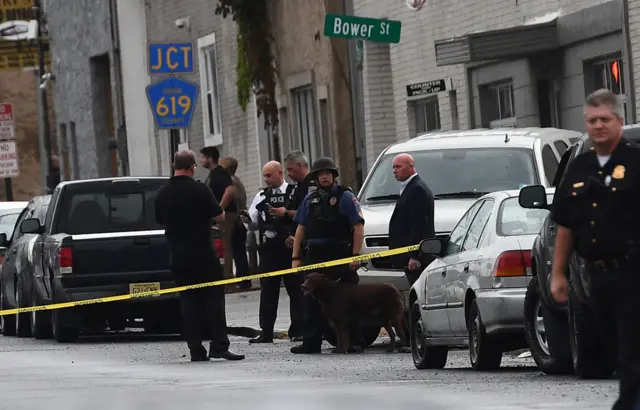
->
<box><xmin>468</xmin><ymin>299</ymin><xmax>502</xmax><ymax>371</ymax></box>
<box><xmin>0</xmin><ymin>282</ymin><xmax>16</xmax><ymax>337</ymax></box>
<box><xmin>52</xmin><ymin>310</ymin><xmax>79</xmax><ymax>343</ymax></box>
<box><xmin>524</xmin><ymin>275</ymin><xmax>573</xmax><ymax>374</ymax></box>
<box><xmin>15</xmin><ymin>276</ymin><xmax>32</xmax><ymax>338</ymax></box>
<box><xmin>410</xmin><ymin>302</ymin><xmax>448</xmax><ymax>369</ymax></box>
<box><xmin>30</xmin><ymin>292</ymin><xmax>52</xmax><ymax>340</ymax></box>
<box><xmin>568</xmin><ymin>280</ymin><xmax>615</xmax><ymax>379</ymax></box>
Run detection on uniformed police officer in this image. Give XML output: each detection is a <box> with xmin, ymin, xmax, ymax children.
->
<box><xmin>290</xmin><ymin>157</ymin><xmax>365</xmax><ymax>354</ymax></box>
<box><xmin>550</xmin><ymin>89</ymin><xmax>640</xmax><ymax>410</ymax></box>
<box><xmin>244</xmin><ymin>161</ymin><xmax>306</xmax><ymax>343</ymax></box>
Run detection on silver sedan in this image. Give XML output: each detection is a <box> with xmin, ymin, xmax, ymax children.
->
<box><xmin>408</xmin><ymin>189</ymin><xmax>553</xmax><ymax>371</ymax></box>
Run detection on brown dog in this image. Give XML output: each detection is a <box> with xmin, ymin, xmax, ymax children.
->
<box><xmin>301</xmin><ymin>272</ymin><xmax>408</xmax><ymax>353</ymax></box>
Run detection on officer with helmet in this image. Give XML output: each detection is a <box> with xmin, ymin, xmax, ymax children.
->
<box><xmin>290</xmin><ymin>157</ymin><xmax>366</xmax><ymax>354</ymax></box>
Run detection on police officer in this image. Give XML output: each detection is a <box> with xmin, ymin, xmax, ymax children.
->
<box><xmin>290</xmin><ymin>157</ymin><xmax>365</xmax><ymax>354</ymax></box>
<box><xmin>550</xmin><ymin>89</ymin><xmax>640</xmax><ymax>410</ymax></box>
<box><xmin>244</xmin><ymin>161</ymin><xmax>306</xmax><ymax>343</ymax></box>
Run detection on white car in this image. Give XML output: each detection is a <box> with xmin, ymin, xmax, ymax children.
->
<box><xmin>409</xmin><ymin>188</ymin><xmax>554</xmax><ymax>371</ymax></box>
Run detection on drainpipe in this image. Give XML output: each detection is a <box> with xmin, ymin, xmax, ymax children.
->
<box><xmin>108</xmin><ymin>0</ymin><xmax>130</xmax><ymax>175</ymax></box>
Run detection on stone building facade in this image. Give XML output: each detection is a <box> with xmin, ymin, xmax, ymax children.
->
<box><xmin>46</xmin><ymin>0</ymin><xmax>127</xmax><ymax>181</ymax></box>
<box><xmin>355</xmin><ymin>0</ymin><xmax>634</xmax><ymax>169</ymax></box>
<box><xmin>143</xmin><ymin>0</ymin><xmax>263</xmax><ymax>194</ymax></box>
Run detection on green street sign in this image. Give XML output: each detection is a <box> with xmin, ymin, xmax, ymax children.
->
<box><xmin>324</xmin><ymin>14</ymin><xmax>402</xmax><ymax>43</ymax></box>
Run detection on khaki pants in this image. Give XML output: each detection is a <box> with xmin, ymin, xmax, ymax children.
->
<box><xmin>220</xmin><ymin>211</ymin><xmax>238</xmax><ymax>279</ymax></box>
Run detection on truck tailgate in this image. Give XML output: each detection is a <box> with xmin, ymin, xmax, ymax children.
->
<box><xmin>69</xmin><ymin>230</ymin><xmax>171</xmax><ymax>284</ymax></box>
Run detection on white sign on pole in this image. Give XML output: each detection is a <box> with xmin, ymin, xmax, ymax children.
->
<box><xmin>0</xmin><ymin>141</ymin><xmax>19</xmax><ymax>178</ymax></box>
<box><xmin>0</xmin><ymin>102</ymin><xmax>16</xmax><ymax>141</ymax></box>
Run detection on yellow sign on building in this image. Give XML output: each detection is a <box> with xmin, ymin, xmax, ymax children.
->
<box><xmin>0</xmin><ymin>0</ymin><xmax>36</xmax><ymax>23</ymax></box>
<box><xmin>0</xmin><ymin>0</ymin><xmax>49</xmax><ymax>72</ymax></box>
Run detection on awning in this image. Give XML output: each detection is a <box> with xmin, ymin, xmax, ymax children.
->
<box><xmin>434</xmin><ymin>20</ymin><xmax>558</xmax><ymax>67</ymax></box>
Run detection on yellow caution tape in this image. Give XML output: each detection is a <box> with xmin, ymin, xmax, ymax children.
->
<box><xmin>0</xmin><ymin>244</ymin><xmax>419</xmax><ymax>317</ymax></box>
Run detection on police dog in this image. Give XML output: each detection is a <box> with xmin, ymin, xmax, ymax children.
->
<box><xmin>301</xmin><ymin>272</ymin><xmax>408</xmax><ymax>354</ymax></box>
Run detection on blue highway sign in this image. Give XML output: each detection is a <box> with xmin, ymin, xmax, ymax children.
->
<box><xmin>148</xmin><ymin>42</ymin><xmax>195</xmax><ymax>74</ymax></box>
<box><xmin>146</xmin><ymin>77</ymin><xmax>199</xmax><ymax>129</ymax></box>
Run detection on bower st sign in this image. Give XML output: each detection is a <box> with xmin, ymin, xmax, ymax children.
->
<box><xmin>324</xmin><ymin>14</ymin><xmax>402</xmax><ymax>43</ymax></box>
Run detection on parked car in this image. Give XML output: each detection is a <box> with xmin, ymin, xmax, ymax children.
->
<box><xmin>351</xmin><ymin>127</ymin><xmax>582</xmax><ymax>348</ymax></box>
<box><xmin>0</xmin><ymin>195</ymin><xmax>51</xmax><ymax>337</ymax></box>
<box><xmin>408</xmin><ymin>188</ymin><xmax>554</xmax><ymax>371</ymax></box>
<box><xmin>0</xmin><ymin>201</ymin><xmax>28</xmax><ymax>266</ymax></box>
<box><xmin>8</xmin><ymin>177</ymin><xmax>182</xmax><ymax>343</ymax></box>
<box><xmin>517</xmin><ymin>125</ymin><xmax>640</xmax><ymax>379</ymax></box>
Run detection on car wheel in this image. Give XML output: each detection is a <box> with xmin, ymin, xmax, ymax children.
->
<box><xmin>468</xmin><ymin>299</ymin><xmax>502</xmax><ymax>371</ymax></box>
<box><xmin>51</xmin><ymin>310</ymin><xmax>79</xmax><ymax>343</ymax></box>
<box><xmin>30</xmin><ymin>292</ymin><xmax>52</xmax><ymax>340</ymax></box>
<box><xmin>0</xmin><ymin>283</ymin><xmax>16</xmax><ymax>336</ymax></box>
<box><xmin>15</xmin><ymin>276</ymin><xmax>32</xmax><ymax>338</ymax></box>
<box><xmin>524</xmin><ymin>275</ymin><xmax>573</xmax><ymax>374</ymax></box>
<box><xmin>410</xmin><ymin>302</ymin><xmax>447</xmax><ymax>369</ymax></box>
<box><xmin>568</xmin><ymin>280</ymin><xmax>615</xmax><ymax>379</ymax></box>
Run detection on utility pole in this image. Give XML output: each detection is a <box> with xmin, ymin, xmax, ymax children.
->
<box><xmin>34</xmin><ymin>0</ymin><xmax>54</xmax><ymax>193</ymax></box>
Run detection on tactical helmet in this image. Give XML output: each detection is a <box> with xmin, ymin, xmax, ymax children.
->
<box><xmin>310</xmin><ymin>157</ymin><xmax>339</xmax><ymax>178</ymax></box>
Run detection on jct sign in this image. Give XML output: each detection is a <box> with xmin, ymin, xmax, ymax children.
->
<box><xmin>0</xmin><ymin>102</ymin><xmax>15</xmax><ymax>141</ymax></box>
<box><xmin>0</xmin><ymin>140</ymin><xmax>19</xmax><ymax>177</ymax></box>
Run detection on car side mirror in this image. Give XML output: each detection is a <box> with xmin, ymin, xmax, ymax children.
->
<box><xmin>519</xmin><ymin>185</ymin><xmax>548</xmax><ymax>209</ymax></box>
<box><xmin>20</xmin><ymin>218</ymin><xmax>43</xmax><ymax>234</ymax></box>
<box><xmin>419</xmin><ymin>238</ymin><xmax>442</xmax><ymax>256</ymax></box>
<box><xmin>0</xmin><ymin>233</ymin><xmax>7</xmax><ymax>248</ymax></box>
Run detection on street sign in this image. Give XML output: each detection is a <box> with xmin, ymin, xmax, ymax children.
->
<box><xmin>148</xmin><ymin>42</ymin><xmax>195</xmax><ymax>74</ymax></box>
<box><xmin>0</xmin><ymin>102</ymin><xmax>15</xmax><ymax>140</ymax></box>
<box><xmin>145</xmin><ymin>77</ymin><xmax>199</xmax><ymax>129</ymax></box>
<box><xmin>0</xmin><ymin>140</ymin><xmax>19</xmax><ymax>178</ymax></box>
<box><xmin>324</xmin><ymin>14</ymin><xmax>401</xmax><ymax>43</ymax></box>
<box><xmin>406</xmin><ymin>79</ymin><xmax>447</xmax><ymax>97</ymax></box>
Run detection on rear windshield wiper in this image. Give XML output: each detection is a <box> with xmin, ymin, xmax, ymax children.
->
<box><xmin>365</xmin><ymin>194</ymin><xmax>400</xmax><ymax>201</ymax></box>
<box><xmin>434</xmin><ymin>191</ymin><xmax>488</xmax><ymax>199</ymax></box>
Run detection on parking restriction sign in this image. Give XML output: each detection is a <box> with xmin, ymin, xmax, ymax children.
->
<box><xmin>0</xmin><ymin>141</ymin><xmax>19</xmax><ymax>178</ymax></box>
<box><xmin>0</xmin><ymin>103</ymin><xmax>15</xmax><ymax>141</ymax></box>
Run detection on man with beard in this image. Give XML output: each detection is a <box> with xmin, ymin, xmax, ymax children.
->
<box><xmin>289</xmin><ymin>157</ymin><xmax>365</xmax><ymax>354</ymax></box>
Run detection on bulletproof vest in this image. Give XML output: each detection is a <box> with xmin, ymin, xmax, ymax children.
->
<box><xmin>257</xmin><ymin>185</ymin><xmax>295</xmax><ymax>242</ymax></box>
<box><xmin>305</xmin><ymin>186</ymin><xmax>353</xmax><ymax>242</ymax></box>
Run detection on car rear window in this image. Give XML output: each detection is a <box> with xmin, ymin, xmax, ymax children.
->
<box><xmin>360</xmin><ymin>148</ymin><xmax>539</xmax><ymax>204</ymax></box>
<box><xmin>497</xmin><ymin>195</ymin><xmax>553</xmax><ymax>236</ymax></box>
<box><xmin>55</xmin><ymin>181</ymin><xmax>165</xmax><ymax>235</ymax></box>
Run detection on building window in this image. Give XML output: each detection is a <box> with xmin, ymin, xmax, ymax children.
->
<box><xmin>197</xmin><ymin>33</ymin><xmax>223</xmax><ymax>146</ymax></box>
<box><xmin>490</xmin><ymin>82</ymin><xmax>514</xmax><ymax>121</ymax></box>
<box><xmin>292</xmin><ymin>87</ymin><xmax>319</xmax><ymax>162</ymax></box>
<box><xmin>415</xmin><ymin>97</ymin><xmax>441</xmax><ymax>133</ymax></box>
<box><xmin>592</xmin><ymin>58</ymin><xmax>627</xmax><ymax>123</ymax></box>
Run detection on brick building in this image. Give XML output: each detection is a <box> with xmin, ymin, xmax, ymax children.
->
<box><xmin>355</xmin><ymin>0</ymin><xmax>633</xmax><ymax>167</ymax></box>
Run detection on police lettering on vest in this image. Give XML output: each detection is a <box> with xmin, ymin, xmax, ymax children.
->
<box><xmin>257</xmin><ymin>185</ymin><xmax>295</xmax><ymax>245</ymax></box>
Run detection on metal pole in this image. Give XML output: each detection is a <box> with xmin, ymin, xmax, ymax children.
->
<box><xmin>34</xmin><ymin>0</ymin><xmax>54</xmax><ymax>192</ymax></box>
<box><xmin>4</xmin><ymin>178</ymin><xmax>12</xmax><ymax>201</ymax></box>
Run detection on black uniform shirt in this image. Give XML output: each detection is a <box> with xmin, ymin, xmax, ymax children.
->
<box><xmin>552</xmin><ymin>137</ymin><xmax>640</xmax><ymax>260</ymax></box>
<box><xmin>287</xmin><ymin>174</ymin><xmax>314</xmax><ymax>235</ymax></box>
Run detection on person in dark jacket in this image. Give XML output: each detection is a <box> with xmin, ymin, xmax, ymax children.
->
<box><xmin>388</xmin><ymin>153</ymin><xmax>435</xmax><ymax>287</ymax></box>
<box><xmin>155</xmin><ymin>150</ymin><xmax>245</xmax><ymax>362</ymax></box>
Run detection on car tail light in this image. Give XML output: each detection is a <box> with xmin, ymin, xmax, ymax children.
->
<box><xmin>214</xmin><ymin>238</ymin><xmax>224</xmax><ymax>259</ymax></box>
<box><xmin>493</xmin><ymin>250</ymin><xmax>531</xmax><ymax>277</ymax></box>
<box><xmin>0</xmin><ymin>255</ymin><xmax>3</xmax><ymax>265</ymax></box>
<box><xmin>59</xmin><ymin>246</ymin><xmax>73</xmax><ymax>274</ymax></box>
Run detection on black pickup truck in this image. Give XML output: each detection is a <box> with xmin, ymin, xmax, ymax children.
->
<box><xmin>518</xmin><ymin>124</ymin><xmax>640</xmax><ymax>379</ymax></box>
<box><xmin>16</xmin><ymin>177</ymin><xmax>223</xmax><ymax>343</ymax></box>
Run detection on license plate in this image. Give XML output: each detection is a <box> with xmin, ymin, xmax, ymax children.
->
<box><xmin>129</xmin><ymin>282</ymin><xmax>160</xmax><ymax>297</ymax></box>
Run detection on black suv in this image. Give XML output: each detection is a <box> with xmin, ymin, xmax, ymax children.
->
<box><xmin>518</xmin><ymin>124</ymin><xmax>640</xmax><ymax>379</ymax></box>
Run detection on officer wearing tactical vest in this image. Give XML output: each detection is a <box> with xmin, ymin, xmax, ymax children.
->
<box><xmin>290</xmin><ymin>157</ymin><xmax>366</xmax><ymax>354</ymax></box>
<box><xmin>243</xmin><ymin>161</ymin><xmax>306</xmax><ymax>344</ymax></box>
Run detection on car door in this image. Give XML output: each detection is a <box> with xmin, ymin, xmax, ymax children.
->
<box><xmin>1</xmin><ymin>204</ymin><xmax>34</xmax><ymax>307</ymax></box>
<box><xmin>423</xmin><ymin>200</ymin><xmax>483</xmax><ymax>337</ymax></box>
<box><xmin>445</xmin><ymin>199</ymin><xmax>494</xmax><ymax>336</ymax></box>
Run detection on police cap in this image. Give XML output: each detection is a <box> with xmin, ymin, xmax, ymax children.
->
<box><xmin>310</xmin><ymin>157</ymin><xmax>339</xmax><ymax>178</ymax></box>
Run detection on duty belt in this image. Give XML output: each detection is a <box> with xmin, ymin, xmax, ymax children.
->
<box><xmin>588</xmin><ymin>255</ymin><xmax>632</xmax><ymax>273</ymax></box>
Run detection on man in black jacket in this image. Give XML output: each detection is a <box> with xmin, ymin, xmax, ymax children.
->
<box><xmin>155</xmin><ymin>150</ymin><xmax>245</xmax><ymax>362</ymax></box>
<box><xmin>388</xmin><ymin>153</ymin><xmax>435</xmax><ymax>286</ymax></box>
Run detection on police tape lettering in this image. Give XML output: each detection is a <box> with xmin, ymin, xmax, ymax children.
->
<box><xmin>0</xmin><ymin>244</ymin><xmax>419</xmax><ymax>317</ymax></box>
